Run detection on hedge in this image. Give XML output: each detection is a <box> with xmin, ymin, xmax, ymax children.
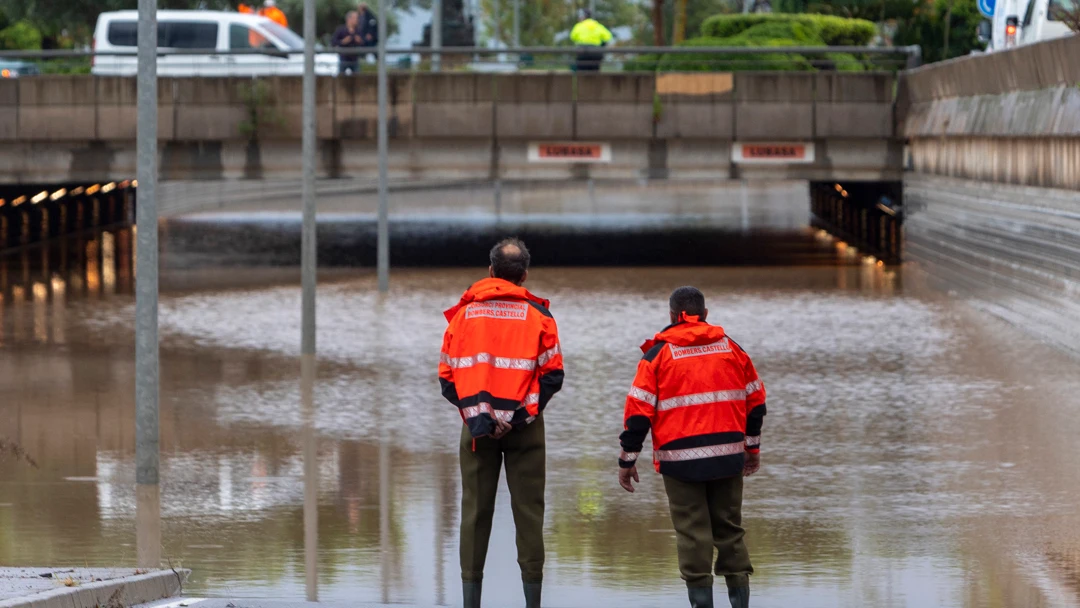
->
<box><xmin>656</xmin><ymin>37</ymin><xmax>815</xmax><ymax>72</ymax></box>
<box><xmin>700</xmin><ymin>14</ymin><xmax>876</xmax><ymax>46</ymax></box>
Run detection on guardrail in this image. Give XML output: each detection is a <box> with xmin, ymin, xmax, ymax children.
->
<box><xmin>0</xmin><ymin>45</ymin><xmax>921</xmax><ymax>75</ymax></box>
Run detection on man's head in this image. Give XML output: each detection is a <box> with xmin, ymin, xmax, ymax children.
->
<box><xmin>581</xmin><ymin>8</ymin><xmax>593</xmax><ymax>19</ymax></box>
<box><xmin>263</xmin><ymin>0</ymin><xmax>275</xmax><ymax>7</ymax></box>
<box><xmin>358</xmin><ymin>3</ymin><xmax>370</xmax><ymax>13</ymax></box>
<box><xmin>488</xmin><ymin>238</ymin><xmax>531</xmax><ymax>285</ymax></box>
<box><xmin>346</xmin><ymin>10</ymin><xmax>359</xmax><ymax>27</ymax></box>
<box><xmin>669</xmin><ymin>286</ymin><xmax>707</xmax><ymax>323</ymax></box>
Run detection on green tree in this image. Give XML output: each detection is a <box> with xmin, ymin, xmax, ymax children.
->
<box><xmin>476</xmin><ymin>0</ymin><xmax>641</xmax><ymax>46</ymax></box>
<box><xmin>634</xmin><ymin>0</ymin><xmax>740</xmax><ymax>45</ymax></box>
<box><xmin>0</xmin><ymin>19</ymin><xmax>41</xmax><ymax>48</ymax></box>
<box><xmin>893</xmin><ymin>0</ymin><xmax>981</xmax><ymax>62</ymax></box>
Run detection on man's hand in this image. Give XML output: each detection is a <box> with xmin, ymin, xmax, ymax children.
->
<box><xmin>619</xmin><ymin>465</ymin><xmax>639</xmax><ymax>493</ymax></box>
<box><xmin>743</xmin><ymin>452</ymin><xmax>760</xmax><ymax>477</ymax></box>
<box><xmin>491</xmin><ymin>417</ymin><xmax>512</xmax><ymax>440</ymax></box>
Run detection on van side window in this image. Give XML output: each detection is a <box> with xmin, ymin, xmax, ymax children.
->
<box><xmin>1023</xmin><ymin>0</ymin><xmax>1037</xmax><ymax>26</ymax></box>
<box><xmin>162</xmin><ymin>22</ymin><xmax>219</xmax><ymax>49</ymax></box>
<box><xmin>230</xmin><ymin>24</ymin><xmax>270</xmax><ymax>49</ymax></box>
<box><xmin>1048</xmin><ymin>0</ymin><xmax>1076</xmax><ymax>20</ymax></box>
<box><xmin>107</xmin><ymin>21</ymin><xmax>138</xmax><ymax>47</ymax></box>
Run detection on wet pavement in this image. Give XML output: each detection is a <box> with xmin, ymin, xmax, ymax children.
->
<box><xmin>2</xmin><ymin>208</ymin><xmax>1080</xmax><ymax>607</ymax></box>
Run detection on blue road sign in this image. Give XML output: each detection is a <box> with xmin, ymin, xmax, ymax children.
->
<box><xmin>979</xmin><ymin>0</ymin><xmax>995</xmax><ymax>18</ymax></box>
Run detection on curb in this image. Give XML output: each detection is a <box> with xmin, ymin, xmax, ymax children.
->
<box><xmin>0</xmin><ymin>570</ymin><xmax>189</xmax><ymax>608</ymax></box>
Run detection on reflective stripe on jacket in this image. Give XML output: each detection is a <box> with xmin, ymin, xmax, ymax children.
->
<box><xmin>440</xmin><ymin>278</ymin><xmax>565</xmax><ymax>438</ymax></box>
<box><xmin>618</xmin><ymin>315</ymin><xmax>766</xmax><ymax>482</ymax></box>
<box><xmin>570</xmin><ymin>19</ymin><xmax>613</xmax><ymax>46</ymax></box>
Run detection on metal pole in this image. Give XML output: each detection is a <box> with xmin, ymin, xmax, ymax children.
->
<box><xmin>513</xmin><ymin>0</ymin><xmax>520</xmax><ymax>48</ymax></box>
<box><xmin>590</xmin><ymin>0</ymin><xmax>597</xmax><ymax>16</ymax></box>
<box><xmin>135</xmin><ymin>0</ymin><xmax>160</xmax><ymax>570</ymax></box>
<box><xmin>432</xmin><ymin>0</ymin><xmax>442</xmax><ymax>72</ymax></box>
<box><xmin>377</xmin><ymin>0</ymin><xmax>390</xmax><ymax>293</ymax></box>
<box><xmin>301</xmin><ymin>0</ymin><xmax>318</xmax><ymax>600</ymax></box>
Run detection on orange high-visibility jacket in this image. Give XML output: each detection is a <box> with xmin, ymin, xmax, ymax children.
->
<box><xmin>618</xmin><ymin>315</ymin><xmax>766</xmax><ymax>482</ymax></box>
<box><xmin>440</xmin><ymin>278</ymin><xmax>564</xmax><ymax>438</ymax></box>
<box><xmin>261</xmin><ymin>6</ymin><xmax>288</xmax><ymax>27</ymax></box>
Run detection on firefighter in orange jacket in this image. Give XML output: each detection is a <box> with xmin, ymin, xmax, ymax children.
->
<box><xmin>439</xmin><ymin>238</ymin><xmax>564</xmax><ymax>608</ymax></box>
<box><xmin>239</xmin><ymin>0</ymin><xmax>288</xmax><ymax>28</ymax></box>
<box><xmin>618</xmin><ymin>286</ymin><xmax>766</xmax><ymax>608</ymax></box>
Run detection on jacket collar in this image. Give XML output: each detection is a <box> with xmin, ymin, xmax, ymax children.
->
<box><xmin>444</xmin><ymin>277</ymin><xmax>550</xmax><ymax>322</ymax></box>
<box><xmin>640</xmin><ymin>314</ymin><xmax>728</xmax><ymax>353</ymax></box>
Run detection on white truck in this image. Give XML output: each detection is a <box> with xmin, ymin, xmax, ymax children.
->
<box><xmin>92</xmin><ymin>10</ymin><xmax>340</xmax><ymax>77</ymax></box>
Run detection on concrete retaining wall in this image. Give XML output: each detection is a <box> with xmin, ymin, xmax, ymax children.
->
<box><xmin>899</xmin><ymin>37</ymin><xmax>1080</xmax><ymax>354</ymax></box>
<box><xmin>905</xmin><ymin>174</ymin><xmax>1080</xmax><ymax>356</ymax></box>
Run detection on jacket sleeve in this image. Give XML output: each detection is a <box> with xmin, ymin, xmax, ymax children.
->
<box><xmin>619</xmin><ymin>357</ymin><xmax>658</xmax><ymax>468</ymax></box>
<box><xmin>534</xmin><ymin>315</ymin><xmax>564</xmax><ymax>415</ymax></box>
<box><xmin>438</xmin><ymin>325</ymin><xmax>460</xmax><ymax>407</ymax></box>
<box><xmin>742</xmin><ymin>353</ymin><xmax>767</xmax><ymax>455</ymax></box>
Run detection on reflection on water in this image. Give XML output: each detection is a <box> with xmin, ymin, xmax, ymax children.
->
<box><xmin>2</xmin><ymin>229</ymin><xmax>1080</xmax><ymax>608</ymax></box>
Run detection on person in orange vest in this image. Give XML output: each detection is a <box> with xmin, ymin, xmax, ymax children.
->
<box><xmin>260</xmin><ymin>0</ymin><xmax>288</xmax><ymax>27</ymax></box>
<box><xmin>439</xmin><ymin>238</ymin><xmax>564</xmax><ymax>608</ymax></box>
<box><xmin>617</xmin><ymin>286</ymin><xmax>766</xmax><ymax>608</ymax></box>
<box><xmin>238</xmin><ymin>1</ymin><xmax>288</xmax><ymax>28</ymax></box>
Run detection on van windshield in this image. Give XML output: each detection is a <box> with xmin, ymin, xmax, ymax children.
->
<box><xmin>263</xmin><ymin>22</ymin><xmax>304</xmax><ymax>50</ymax></box>
<box><xmin>1048</xmin><ymin>0</ymin><xmax>1077</xmax><ymax>20</ymax></box>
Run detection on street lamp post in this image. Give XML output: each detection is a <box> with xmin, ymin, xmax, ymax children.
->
<box><xmin>135</xmin><ymin>0</ymin><xmax>160</xmax><ymax>570</ymax></box>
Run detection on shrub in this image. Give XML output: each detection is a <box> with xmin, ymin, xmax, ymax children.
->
<box><xmin>700</xmin><ymin>14</ymin><xmax>875</xmax><ymax>46</ymax></box>
<box><xmin>737</xmin><ymin>21</ymin><xmax>823</xmax><ymax>44</ymax></box>
<box><xmin>822</xmin><ymin>52</ymin><xmax>868</xmax><ymax>71</ymax></box>
<box><xmin>657</xmin><ymin>36</ymin><xmax>814</xmax><ymax>72</ymax></box>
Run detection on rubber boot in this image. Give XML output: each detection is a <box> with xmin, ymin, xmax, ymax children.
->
<box><xmin>688</xmin><ymin>586</ymin><xmax>714</xmax><ymax>608</ymax></box>
<box><xmin>463</xmin><ymin>581</ymin><xmax>482</xmax><ymax>608</ymax></box>
<box><xmin>523</xmin><ymin>582</ymin><xmax>542</xmax><ymax>608</ymax></box>
<box><xmin>726</xmin><ymin>585</ymin><xmax>749</xmax><ymax>608</ymax></box>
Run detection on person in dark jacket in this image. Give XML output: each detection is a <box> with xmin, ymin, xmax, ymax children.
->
<box><xmin>331</xmin><ymin>11</ymin><xmax>364</xmax><ymax>74</ymax></box>
<box><xmin>357</xmin><ymin>3</ymin><xmax>379</xmax><ymax>48</ymax></box>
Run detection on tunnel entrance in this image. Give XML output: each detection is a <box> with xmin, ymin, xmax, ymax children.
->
<box><xmin>810</xmin><ymin>181</ymin><xmax>903</xmax><ymax>265</ymax></box>
<box><xmin>0</xmin><ymin>182</ymin><xmax>135</xmax><ymax>254</ymax></box>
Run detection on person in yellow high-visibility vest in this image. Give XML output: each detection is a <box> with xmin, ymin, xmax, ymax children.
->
<box><xmin>570</xmin><ymin>10</ymin><xmax>612</xmax><ymax>72</ymax></box>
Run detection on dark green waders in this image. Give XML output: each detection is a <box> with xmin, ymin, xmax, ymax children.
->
<box><xmin>459</xmin><ymin>415</ymin><xmax>546</xmax><ymax>607</ymax></box>
<box><xmin>663</xmin><ymin>474</ymin><xmax>753</xmax><ymax>608</ymax></box>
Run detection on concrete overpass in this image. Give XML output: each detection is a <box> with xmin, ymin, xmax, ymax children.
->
<box><xmin>0</xmin><ymin>72</ymin><xmax>900</xmax><ymax>184</ymax></box>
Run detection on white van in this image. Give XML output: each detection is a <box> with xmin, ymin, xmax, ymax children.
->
<box><xmin>1019</xmin><ymin>0</ymin><xmax>1076</xmax><ymax>46</ymax></box>
<box><xmin>92</xmin><ymin>10</ymin><xmax>340</xmax><ymax>77</ymax></box>
<box><xmin>987</xmin><ymin>0</ymin><xmax>1075</xmax><ymax>51</ymax></box>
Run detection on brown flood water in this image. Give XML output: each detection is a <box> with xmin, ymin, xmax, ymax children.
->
<box><xmin>2</xmin><ymin>227</ymin><xmax>1080</xmax><ymax>608</ymax></box>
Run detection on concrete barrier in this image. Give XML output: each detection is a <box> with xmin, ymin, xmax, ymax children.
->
<box><xmin>814</xmin><ymin>73</ymin><xmax>894</xmax><ymax>138</ymax></box>
<box><xmin>494</xmin><ymin>74</ymin><xmax>574</xmax><ymax>139</ymax></box>
<box><xmin>0</xmin><ymin>78</ymin><xmax>16</xmax><ymax>141</ymax></box>
<box><xmin>901</xmin><ymin>35</ymin><xmax>1080</xmax><ymax>101</ymax></box>
<box><xmin>656</xmin><ymin>73</ymin><xmax>734</xmax><ymax>140</ymax></box>
<box><xmin>734</xmin><ymin>72</ymin><xmax>815</xmax><ymax>140</ymax></box>
<box><xmin>575</xmin><ymin>73</ymin><xmax>655</xmax><ymax>139</ymax></box>
<box><xmin>17</xmin><ymin>76</ymin><xmax>97</xmax><ymax>141</ymax></box>
<box><xmin>414</xmin><ymin>73</ymin><xmax>495</xmax><ymax>138</ymax></box>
